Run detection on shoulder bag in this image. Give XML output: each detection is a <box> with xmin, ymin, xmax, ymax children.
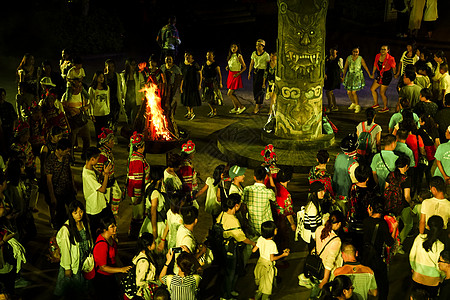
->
<box><xmin>303</xmin><ymin>235</ymin><xmax>338</xmax><ymax>280</ymax></box>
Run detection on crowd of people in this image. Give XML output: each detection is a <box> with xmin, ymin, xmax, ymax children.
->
<box><xmin>0</xmin><ymin>12</ymin><xmax>450</xmax><ymax>300</ymax></box>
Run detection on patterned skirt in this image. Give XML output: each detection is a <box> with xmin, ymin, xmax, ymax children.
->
<box><xmin>343</xmin><ymin>70</ymin><xmax>365</xmax><ymax>91</ymax></box>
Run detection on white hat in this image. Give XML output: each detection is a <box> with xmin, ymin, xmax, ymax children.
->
<box><xmin>40</xmin><ymin>77</ymin><xmax>56</xmax><ymax>87</ymax></box>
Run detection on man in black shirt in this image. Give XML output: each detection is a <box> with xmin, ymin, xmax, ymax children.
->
<box><xmin>438</xmin><ymin>250</ymin><xmax>450</xmax><ymax>300</ymax></box>
<box><xmin>362</xmin><ymin>197</ymin><xmax>396</xmax><ymax>300</ymax></box>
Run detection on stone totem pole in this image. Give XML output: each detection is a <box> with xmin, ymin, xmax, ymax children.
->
<box><xmin>275</xmin><ymin>0</ymin><xmax>328</xmax><ymax>140</ymax></box>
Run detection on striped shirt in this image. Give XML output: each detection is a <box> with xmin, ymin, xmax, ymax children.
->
<box><xmin>161</xmin><ymin>274</ymin><xmax>200</xmax><ymax>300</ymax></box>
<box><xmin>334</xmin><ymin>262</ymin><xmax>377</xmax><ymax>300</ymax></box>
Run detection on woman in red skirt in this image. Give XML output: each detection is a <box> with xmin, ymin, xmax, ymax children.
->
<box><xmin>226</xmin><ymin>43</ymin><xmax>247</xmax><ymax>114</ymax></box>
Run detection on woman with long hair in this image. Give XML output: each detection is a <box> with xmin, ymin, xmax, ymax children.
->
<box><xmin>321</xmin><ymin>275</ymin><xmax>354</xmax><ymax>300</ymax></box>
<box><xmin>54</xmin><ymin>200</ymin><xmax>92</xmax><ymax>298</ymax></box>
<box><xmin>157</xmin><ymin>191</ymin><xmax>185</xmax><ymax>252</ymax></box>
<box><xmin>88</xmin><ymin>71</ymin><xmax>111</xmax><ymax>140</ymax></box>
<box><xmin>180</xmin><ymin>51</ymin><xmax>202</xmax><ymax>120</ymax></box>
<box><xmin>121</xmin><ymin>58</ymin><xmax>145</xmax><ymax>125</ymax></box>
<box><xmin>409</xmin><ymin>215</ymin><xmax>445</xmax><ymax>298</ymax></box>
<box><xmin>226</xmin><ymin>43</ymin><xmax>247</xmax><ymax>114</ymax></box>
<box><xmin>139</xmin><ymin>166</ymin><xmax>167</xmax><ymax>247</ymax></box>
<box><xmin>195</xmin><ymin>164</ymin><xmax>225</xmax><ymax>221</ymax></box>
<box><xmin>124</xmin><ymin>232</ymin><xmax>158</xmax><ymax>300</ymax></box>
<box><xmin>300</xmin><ymin>181</ymin><xmax>325</xmax><ymax>251</ymax></box>
<box><xmin>17</xmin><ymin>53</ymin><xmax>37</xmax><ymax>96</ymax></box>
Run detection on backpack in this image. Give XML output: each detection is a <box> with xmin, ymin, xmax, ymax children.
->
<box><xmin>207</xmin><ymin>213</ymin><xmax>240</xmax><ymax>263</ymax></box>
<box><xmin>121</xmin><ymin>257</ymin><xmax>153</xmax><ymax>298</ymax></box>
<box><xmin>384</xmin><ymin>172</ymin><xmax>407</xmax><ymax>216</ymax></box>
<box><xmin>145</xmin><ymin>186</ymin><xmax>170</xmax><ymax>222</ymax></box>
<box><xmin>357</xmin><ymin>122</ymin><xmax>377</xmax><ymax>156</ymax></box>
<box><xmin>47</xmin><ymin>224</ymin><xmax>69</xmax><ymax>263</ymax></box>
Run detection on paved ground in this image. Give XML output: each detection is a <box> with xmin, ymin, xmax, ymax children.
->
<box><xmin>3</xmin><ymin>3</ymin><xmax>450</xmax><ymax>299</ymax></box>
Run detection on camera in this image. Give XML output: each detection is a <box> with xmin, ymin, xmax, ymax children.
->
<box><xmin>172</xmin><ymin>247</ymin><xmax>183</xmax><ymax>254</ymax></box>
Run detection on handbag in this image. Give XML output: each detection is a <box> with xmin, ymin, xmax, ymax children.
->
<box><xmin>68</xmin><ymin>111</ymin><xmax>88</xmax><ymax>129</ymax></box>
<box><xmin>416</xmin><ymin>135</ymin><xmax>428</xmax><ymax>166</ymax></box>
<box><xmin>303</xmin><ymin>235</ymin><xmax>338</xmax><ymax>280</ymax></box>
<box><xmin>82</xmin><ymin>253</ymin><xmax>95</xmax><ymax>280</ymax></box>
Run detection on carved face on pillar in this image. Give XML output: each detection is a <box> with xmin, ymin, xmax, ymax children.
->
<box><xmin>275</xmin><ymin>0</ymin><xmax>328</xmax><ymax>139</ymax></box>
<box><xmin>279</xmin><ymin>0</ymin><xmax>327</xmax><ymax>81</ymax></box>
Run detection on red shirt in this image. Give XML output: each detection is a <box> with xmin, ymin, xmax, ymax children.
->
<box><xmin>406</xmin><ymin>134</ymin><xmax>424</xmax><ymax>167</ymax></box>
<box><xmin>93</xmin><ymin>234</ymin><xmax>117</xmax><ymax>275</ymax></box>
<box><xmin>374</xmin><ymin>53</ymin><xmax>396</xmax><ymax>72</ymax></box>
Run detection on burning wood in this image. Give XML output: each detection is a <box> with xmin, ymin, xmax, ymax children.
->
<box><xmin>140</xmin><ymin>83</ymin><xmax>177</xmax><ymax>141</ymax></box>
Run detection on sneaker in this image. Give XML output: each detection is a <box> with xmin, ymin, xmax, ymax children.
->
<box><xmin>298</xmin><ymin>273</ymin><xmax>313</xmax><ymax>289</ymax></box>
<box><xmin>379</xmin><ymin>107</ymin><xmax>389</xmax><ymax>113</ymax></box>
<box><xmin>354</xmin><ymin>105</ymin><xmax>361</xmax><ymax>113</ymax></box>
<box><xmin>229</xmin><ymin>108</ymin><xmax>237</xmax><ymax>114</ymax></box>
<box><xmin>209</xmin><ymin>112</ymin><xmax>217</xmax><ymax>118</ymax></box>
<box><xmin>236</xmin><ymin>106</ymin><xmax>247</xmax><ymax>114</ymax></box>
<box><xmin>184</xmin><ymin>113</ymin><xmax>190</xmax><ymax>118</ymax></box>
<box><xmin>371</xmin><ymin>104</ymin><xmax>380</xmax><ymax>109</ymax></box>
<box><xmin>348</xmin><ymin>103</ymin><xmax>356</xmax><ymax>110</ymax></box>
<box><xmin>331</xmin><ymin>106</ymin><xmax>339</xmax><ymax>112</ymax></box>
<box><xmin>207</xmin><ymin>111</ymin><xmax>213</xmax><ymax>117</ymax></box>
<box><xmin>189</xmin><ymin>113</ymin><xmax>196</xmax><ymax>120</ymax></box>
<box><xmin>231</xmin><ymin>291</ymin><xmax>239</xmax><ymax>297</ymax></box>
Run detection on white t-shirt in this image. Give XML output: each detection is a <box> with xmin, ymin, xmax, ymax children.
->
<box><xmin>146</xmin><ymin>189</ymin><xmax>165</xmax><ymax>213</ymax></box>
<box><xmin>421</xmin><ymin>197</ymin><xmax>450</xmax><ymax>229</ymax></box>
<box><xmin>227</xmin><ymin>54</ymin><xmax>242</xmax><ymax>72</ymax></box>
<box><xmin>174</xmin><ymin>225</ymin><xmax>196</xmax><ymax>274</ymax></box>
<box><xmin>229</xmin><ymin>183</ymin><xmax>243</xmax><ymax>197</ymax></box>
<box><xmin>167</xmin><ymin>209</ymin><xmax>183</xmax><ymax>249</ymax></box>
<box><xmin>356</xmin><ymin>121</ymin><xmax>382</xmax><ymax>154</ymax></box>
<box><xmin>82</xmin><ymin>167</ymin><xmax>107</xmax><ymax>215</ymax></box>
<box><xmin>204</xmin><ymin>177</ymin><xmax>221</xmax><ymax>215</ymax></box>
<box><xmin>251</xmin><ymin>51</ymin><xmax>270</xmax><ymax>70</ymax></box>
<box><xmin>88</xmin><ymin>86</ymin><xmax>110</xmax><ymax>116</ymax></box>
<box><xmin>163</xmin><ymin>169</ymin><xmax>183</xmax><ymax>192</ymax></box>
<box><xmin>66</xmin><ymin>67</ymin><xmax>86</xmax><ymax>81</ymax></box>
<box><xmin>439</xmin><ymin>72</ymin><xmax>450</xmax><ymax>97</ymax></box>
<box><xmin>256</xmin><ymin>236</ymin><xmax>278</xmax><ymax>262</ymax></box>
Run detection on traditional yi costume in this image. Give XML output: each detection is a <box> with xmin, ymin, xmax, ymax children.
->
<box><xmin>94</xmin><ymin>128</ymin><xmax>122</xmax><ymax>216</ymax></box>
<box><xmin>127</xmin><ymin>131</ymin><xmax>150</xmax><ymax>238</ymax></box>
<box><xmin>177</xmin><ymin>140</ymin><xmax>198</xmax><ymax>196</ymax></box>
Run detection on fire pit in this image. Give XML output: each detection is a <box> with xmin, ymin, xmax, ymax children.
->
<box><xmin>120</xmin><ymin>82</ymin><xmax>188</xmax><ymax>154</ymax></box>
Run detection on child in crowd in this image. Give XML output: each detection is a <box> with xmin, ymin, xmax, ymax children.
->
<box><xmin>178</xmin><ymin>140</ymin><xmax>198</xmax><ymax>197</ymax></box>
<box><xmin>252</xmin><ymin>221</ymin><xmax>290</xmax><ymax>300</ymax></box>
<box><xmin>309</xmin><ymin>149</ymin><xmax>335</xmax><ymax>201</ymax></box>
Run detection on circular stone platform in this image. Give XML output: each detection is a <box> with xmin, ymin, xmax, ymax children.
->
<box><xmin>216</xmin><ymin>116</ymin><xmax>340</xmax><ymax>173</ymax></box>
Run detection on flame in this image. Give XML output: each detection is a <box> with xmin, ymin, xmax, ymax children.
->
<box><xmin>140</xmin><ymin>83</ymin><xmax>173</xmax><ymax>141</ymax></box>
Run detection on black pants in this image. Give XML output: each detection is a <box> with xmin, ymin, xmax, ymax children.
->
<box><xmin>92</xmin><ymin>272</ymin><xmax>120</xmax><ymax>300</ymax></box>
<box><xmin>253</xmin><ymin>69</ymin><xmax>265</xmax><ymax>104</ymax></box>
<box><xmin>372</xmin><ymin>261</ymin><xmax>389</xmax><ymax>300</ymax></box>
<box><xmin>55</xmin><ymin>191</ymin><xmax>77</xmax><ymax>230</ymax></box>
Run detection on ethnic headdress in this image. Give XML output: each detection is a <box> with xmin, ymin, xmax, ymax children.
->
<box><xmin>261</xmin><ymin>144</ymin><xmax>277</xmax><ymax>165</ymax></box>
<box><xmin>98</xmin><ymin>127</ymin><xmax>114</xmax><ymax>145</ymax></box>
<box><xmin>130</xmin><ymin>131</ymin><xmax>145</xmax><ymax>149</ymax></box>
<box><xmin>181</xmin><ymin>140</ymin><xmax>195</xmax><ymax>154</ymax></box>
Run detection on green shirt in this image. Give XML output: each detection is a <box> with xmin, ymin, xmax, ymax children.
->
<box><xmin>395</xmin><ymin>142</ymin><xmax>415</xmax><ymax>167</ymax></box>
<box><xmin>371</xmin><ymin>150</ymin><xmax>399</xmax><ymax>192</ymax></box>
